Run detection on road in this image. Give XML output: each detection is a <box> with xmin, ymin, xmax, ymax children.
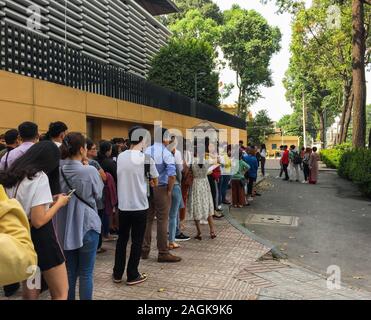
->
<box><xmin>230</xmin><ymin>160</ymin><xmax>371</xmax><ymax>291</ymax></box>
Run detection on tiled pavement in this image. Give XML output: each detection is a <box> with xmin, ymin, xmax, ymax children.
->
<box><xmin>2</xmin><ymin>218</ymin><xmax>371</xmax><ymax>300</ymax></box>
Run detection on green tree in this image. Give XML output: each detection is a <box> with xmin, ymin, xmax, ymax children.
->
<box><xmin>247</xmin><ymin>110</ymin><xmax>275</xmax><ymax>145</ymax></box>
<box><xmin>147</xmin><ymin>38</ymin><xmax>219</xmax><ymax>107</ymax></box>
<box><xmin>283</xmin><ymin>0</ymin><xmax>354</xmax><ymax>147</ymax></box>
<box><xmin>266</xmin><ymin>0</ymin><xmax>371</xmax><ymax>147</ymax></box>
<box><xmin>220</xmin><ymin>6</ymin><xmax>282</xmax><ymax>121</ymax></box>
<box><xmin>169</xmin><ymin>9</ymin><xmax>222</xmax><ymax>49</ymax></box>
<box><xmin>162</xmin><ymin>0</ymin><xmax>223</xmax><ymax>26</ymax></box>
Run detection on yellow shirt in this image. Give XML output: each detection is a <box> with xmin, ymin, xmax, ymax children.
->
<box><xmin>0</xmin><ymin>185</ymin><xmax>37</xmax><ymax>286</ymax></box>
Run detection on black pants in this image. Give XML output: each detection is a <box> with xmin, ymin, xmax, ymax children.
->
<box><xmin>283</xmin><ymin>164</ymin><xmax>289</xmax><ymax>180</ymax></box>
<box><xmin>248</xmin><ymin>177</ymin><xmax>255</xmax><ymax>196</ymax></box>
<box><xmin>261</xmin><ymin>157</ymin><xmax>266</xmax><ymax>176</ymax></box>
<box><xmin>303</xmin><ymin>164</ymin><xmax>310</xmax><ymax>181</ymax></box>
<box><xmin>113</xmin><ymin>210</ymin><xmax>147</xmax><ymax>281</ymax></box>
<box><xmin>208</xmin><ymin>175</ymin><xmax>218</xmax><ymax>209</ymax></box>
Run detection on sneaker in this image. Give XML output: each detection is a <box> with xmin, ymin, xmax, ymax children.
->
<box><xmin>158</xmin><ymin>253</ymin><xmax>182</xmax><ymax>263</ymax></box>
<box><xmin>97</xmin><ymin>247</ymin><xmax>107</xmax><ymax>254</ymax></box>
<box><xmin>127</xmin><ymin>273</ymin><xmax>148</xmax><ymax>286</ymax></box>
<box><xmin>200</xmin><ymin>220</ymin><xmax>208</xmax><ymax>225</ymax></box>
<box><xmin>175</xmin><ymin>233</ymin><xmax>191</xmax><ymax>242</ymax></box>
<box><xmin>248</xmin><ymin>197</ymin><xmax>254</xmax><ymax>202</ymax></box>
<box><xmin>112</xmin><ymin>275</ymin><xmax>123</xmax><ymax>284</ymax></box>
<box><xmin>255</xmin><ymin>193</ymin><xmax>262</xmax><ymax>197</ymax></box>
<box><xmin>213</xmin><ymin>213</ymin><xmax>224</xmax><ymax>219</ymax></box>
<box><xmin>216</xmin><ymin>205</ymin><xmax>223</xmax><ymax>212</ymax></box>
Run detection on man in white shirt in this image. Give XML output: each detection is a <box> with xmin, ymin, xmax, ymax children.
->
<box><xmin>113</xmin><ymin>126</ymin><xmax>159</xmax><ymax>286</ymax></box>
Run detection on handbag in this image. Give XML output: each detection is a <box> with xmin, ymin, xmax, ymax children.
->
<box><xmin>60</xmin><ymin>167</ymin><xmax>96</xmax><ymax>210</ymax></box>
<box><xmin>182</xmin><ymin>165</ymin><xmax>194</xmax><ymax>187</ymax></box>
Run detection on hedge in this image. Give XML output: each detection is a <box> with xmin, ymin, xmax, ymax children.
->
<box><xmin>338</xmin><ymin>149</ymin><xmax>371</xmax><ymax>198</ymax></box>
<box><xmin>320</xmin><ymin>143</ymin><xmax>352</xmax><ymax>169</ymax></box>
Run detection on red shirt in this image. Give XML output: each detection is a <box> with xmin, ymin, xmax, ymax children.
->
<box><xmin>281</xmin><ymin>150</ymin><xmax>289</xmax><ymax>165</ymax></box>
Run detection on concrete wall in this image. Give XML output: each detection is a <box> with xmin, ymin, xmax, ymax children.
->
<box><xmin>0</xmin><ymin>70</ymin><xmax>247</xmax><ymax>144</ymax></box>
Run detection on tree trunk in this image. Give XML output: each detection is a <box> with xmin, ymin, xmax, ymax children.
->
<box><xmin>369</xmin><ymin>128</ymin><xmax>371</xmax><ymax>149</ymax></box>
<box><xmin>342</xmin><ymin>92</ymin><xmax>354</xmax><ymax>143</ymax></box>
<box><xmin>351</xmin><ymin>0</ymin><xmax>367</xmax><ymax>148</ymax></box>
<box><xmin>319</xmin><ymin>111</ymin><xmax>326</xmax><ymax>149</ymax></box>
<box><xmin>338</xmin><ymin>81</ymin><xmax>352</xmax><ymax>144</ymax></box>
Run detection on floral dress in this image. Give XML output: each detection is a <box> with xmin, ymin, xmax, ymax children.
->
<box><xmin>187</xmin><ymin>161</ymin><xmax>214</xmax><ymax>221</ymax></box>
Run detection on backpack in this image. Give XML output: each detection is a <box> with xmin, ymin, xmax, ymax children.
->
<box><xmin>144</xmin><ymin>154</ymin><xmax>153</xmax><ymax>200</ymax></box>
<box><xmin>293</xmin><ymin>151</ymin><xmax>302</xmax><ymax>165</ymax></box>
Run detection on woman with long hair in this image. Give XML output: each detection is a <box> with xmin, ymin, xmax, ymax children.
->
<box><xmin>0</xmin><ymin>141</ymin><xmax>70</xmax><ymax>300</ymax></box>
<box><xmin>188</xmin><ymin>145</ymin><xmax>216</xmax><ymax>240</ymax></box>
<box><xmin>56</xmin><ymin>133</ymin><xmax>104</xmax><ymax>300</ymax></box>
<box><xmin>309</xmin><ymin>147</ymin><xmax>320</xmax><ymax>185</ymax></box>
<box><xmin>97</xmin><ymin>140</ymin><xmax>118</xmax><ymax>239</ymax></box>
<box><xmin>97</xmin><ymin>141</ymin><xmax>117</xmax><ymax>184</ymax></box>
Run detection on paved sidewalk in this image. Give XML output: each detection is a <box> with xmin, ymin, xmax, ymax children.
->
<box><xmin>2</xmin><ymin>216</ymin><xmax>371</xmax><ymax>300</ymax></box>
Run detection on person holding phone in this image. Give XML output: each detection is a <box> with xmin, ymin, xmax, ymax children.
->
<box><xmin>56</xmin><ymin>132</ymin><xmax>104</xmax><ymax>300</ymax></box>
<box><xmin>0</xmin><ymin>141</ymin><xmax>70</xmax><ymax>300</ymax></box>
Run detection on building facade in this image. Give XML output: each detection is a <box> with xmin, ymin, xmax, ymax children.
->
<box><xmin>0</xmin><ymin>0</ymin><xmax>174</xmax><ymax>77</ymax></box>
<box><xmin>265</xmin><ymin>130</ymin><xmax>301</xmax><ymax>158</ymax></box>
<box><xmin>0</xmin><ymin>1</ymin><xmax>247</xmax><ymax>143</ymax></box>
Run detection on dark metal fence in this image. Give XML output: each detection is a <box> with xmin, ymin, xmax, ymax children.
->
<box><xmin>0</xmin><ymin>22</ymin><xmax>246</xmax><ymax>130</ymax></box>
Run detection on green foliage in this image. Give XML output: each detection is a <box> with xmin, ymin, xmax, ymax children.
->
<box><xmin>220</xmin><ymin>6</ymin><xmax>282</xmax><ymax>120</ymax></box>
<box><xmin>320</xmin><ymin>143</ymin><xmax>352</xmax><ymax>169</ymax></box>
<box><xmin>338</xmin><ymin>149</ymin><xmax>371</xmax><ymax>198</ymax></box>
<box><xmin>147</xmin><ymin>38</ymin><xmax>219</xmax><ymax>107</ymax></box>
<box><xmin>247</xmin><ymin>110</ymin><xmax>275</xmax><ymax>146</ymax></box>
<box><xmin>163</xmin><ymin>0</ymin><xmax>223</xmax><ymax>26</ymax></box>
<box><xmin>277</xmin><ymin>113</ymin><xmax>303</xmax><ymax>138</ymax></box>
<box><xmin>169</xmin><ymin>9</ymin><xmax>222</xmax><ymax>49</ymax></box>
<box><xmin>321</xmin><ymin>143</ymin><xmax>371</xmax><ymax>197</ymax></box>
<box><xmin>283</xmin><ymin>0</ymin><xmax>353</xmax><ymax>144</ymax></box>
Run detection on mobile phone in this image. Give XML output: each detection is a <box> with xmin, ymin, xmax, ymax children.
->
<box><xmin>67</xmin><ymin>189</ymin><xmax>76</xmax><ymax>197</ymax></box>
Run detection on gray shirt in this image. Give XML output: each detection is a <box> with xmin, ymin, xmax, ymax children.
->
<box><xmin>55</xmin><ymin>160</ymin><xmax>104</xmax><ymax>251</ymax></box>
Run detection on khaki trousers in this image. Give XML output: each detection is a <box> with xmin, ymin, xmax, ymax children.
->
<box><xmin>142</xmin><ymin>186</ymin><xmax>171</xmax><ymax>255</ymax></box>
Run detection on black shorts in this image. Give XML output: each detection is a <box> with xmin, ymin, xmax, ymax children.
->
<box><xmin>31</xmin><ymin>220</ymin><xmax>65</xmax><ymax>272</ymax></box>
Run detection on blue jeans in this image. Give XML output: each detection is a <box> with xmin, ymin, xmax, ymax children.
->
<box><xmin>64</xmin><ymin>230</ymin><xmax>99</xmax><ymax>300</ymax></box>
<box><xmin>218</xmin><ymin>175</ymin><xmax>231</xmax><ymax>205</ymax></box>
<box><xmin>168</xmin><ymin>185</ymin><xmax>183</xmax><ymax>243</ymax></box>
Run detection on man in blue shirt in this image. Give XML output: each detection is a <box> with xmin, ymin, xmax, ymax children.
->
<box><xmin>142</xmin><ymin>128</ymin><xmax>181</xmax><ymax>263</ymax></box>
<box><xmin>243</xmin><ymin>147</ymin><xmax>259</xmax><ymax>202</ymax></box>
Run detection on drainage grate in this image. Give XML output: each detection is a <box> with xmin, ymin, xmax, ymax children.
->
<box><xmin>245</xmin><ymin>214</ymin><xmax>299</xmax><ymax>227</ymax></box>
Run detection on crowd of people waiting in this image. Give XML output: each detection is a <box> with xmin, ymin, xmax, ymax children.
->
<box><xmin>276</xmin><ymin>145</ymin><xmax>320</xmax><ymax>184</ymax></box>
<box><xmin>0</xmin><ymin>121</ymin><xmax>266</xmax><ymax>300</ymax></box>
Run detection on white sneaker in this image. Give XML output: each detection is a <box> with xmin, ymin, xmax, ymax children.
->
<box><xmin>248</xmin><ymin>197</ymin><xmax>254</xmax><ymax>202</ymax></box>
<box><xmin>302</xmin><ymin>181</ymin><xmax>308</xmax><ymax>184</ymax></box>
<box><xmin>200</xmin><ymin>220</ymin><xmax>208</xmax><ymax>225</ymax></box>
<box><xmin>275</xmin><ymin>176</ymin><xmax>280</xmax><ymax>179</ymax></box>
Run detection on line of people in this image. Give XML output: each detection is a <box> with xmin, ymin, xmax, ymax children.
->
<box><xmin>1</xmin><ymin>121</ymin><xmax>254</xmax><ymax>300</ymax></box>
<box><xmin>277</xmin><ymin>145</ymin><xmax>320</xmax><ymax>184</ymax></box>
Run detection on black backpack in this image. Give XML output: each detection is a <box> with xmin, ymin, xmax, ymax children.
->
<box><xmin>293</xmin><ymin>151</ymin><xmax>302</xmax><ymax>165</ymax></box>
<box><xmin>144</xmin><ymin>154</ymin><xmax>154</xmax><ymax>200</ymax></box>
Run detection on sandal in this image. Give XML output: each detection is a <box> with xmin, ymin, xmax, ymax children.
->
<box><xmin>169</xmin><ymin>243</ymin><xmax>181</xmax><ymax>250</ymax></box>
<box><xmin>210</xmin><ymin>232</ymin><xmax>217</xmax><ymax>239</ymax></box>
<box><xmin>194</xmin><ymin>235</ymin><xmax>202</xmax><ymax>241</ymax></box>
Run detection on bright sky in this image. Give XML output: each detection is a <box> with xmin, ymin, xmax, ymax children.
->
<box><xmin>214</xmin><ymin>0</ymin><xmax>371</xmax><ymax>121</ymax></box>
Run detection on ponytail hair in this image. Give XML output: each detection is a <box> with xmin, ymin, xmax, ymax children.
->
<box><xmin>61</xmin><ymin>132</ymin><xmax>86</xmax><ymax>160</ymax></box>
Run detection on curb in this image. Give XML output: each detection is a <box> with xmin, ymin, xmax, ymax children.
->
<box><xmin>223</xmin><ymin>204</ymin><xmax>287</xmax><ymax>260</ymax></box>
